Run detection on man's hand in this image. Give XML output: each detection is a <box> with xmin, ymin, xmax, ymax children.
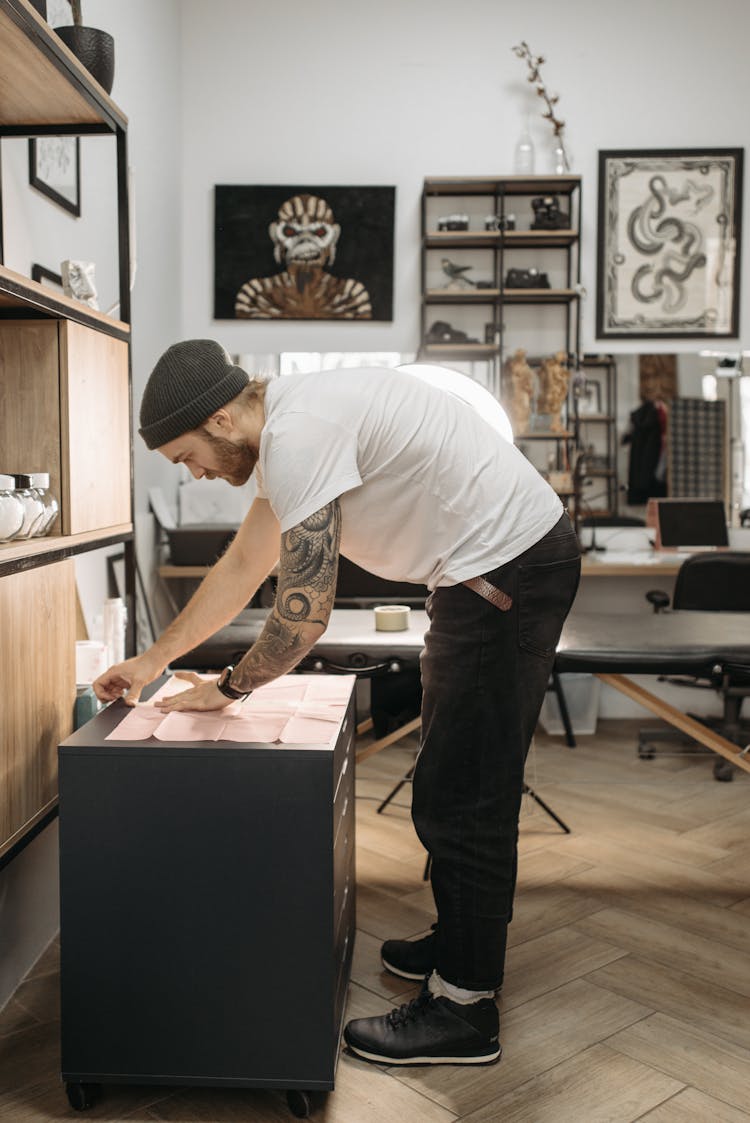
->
<box><xmin>93</xmin><ymin>652</ymin><xmax>166</xmax><ymax>705</ymax></box>
<box><xmin>153</xmin><ymin>671</ymin><xmax>235</xmax><ymax>713</ymax></box>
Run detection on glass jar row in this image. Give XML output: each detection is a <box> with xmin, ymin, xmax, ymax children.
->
<box><xmin>0</xmin><ymin>473</ymin><xmax>59</xmax><ymax>542</ymax></box>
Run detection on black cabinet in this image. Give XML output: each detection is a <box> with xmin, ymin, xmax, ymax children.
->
<box><xmin>58</xmin><ymin>680</ymin><xmax>356</xmax><ymax>1111</ymax></box>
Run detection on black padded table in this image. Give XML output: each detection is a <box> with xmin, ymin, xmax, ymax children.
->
<box><xmin>555</xmin><ymin>610</ymin><xmax>750</xmax><ymax>776</ymax></box>
<box><xmin>174</xmin><ymin>607</ymin><xmax>750</xmax><ymax>775</ymax></box>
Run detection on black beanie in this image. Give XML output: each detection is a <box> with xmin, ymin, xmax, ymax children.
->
<box><xmin>139</xmin><ymin>339</ymin><xmax>250</xmax><ymax>449</ymax></box>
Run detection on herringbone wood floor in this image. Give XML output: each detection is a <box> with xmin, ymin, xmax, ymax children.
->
<box><xmin>2</xmin><ymin>720</ymin><xmax>749</xmax><ymax>1122</ymax></box>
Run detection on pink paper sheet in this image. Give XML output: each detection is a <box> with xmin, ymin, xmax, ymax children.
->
<box><xmin>105</xmin><ymin>673</ymin><xmax>355</xmax><ymax>746</ymax></box>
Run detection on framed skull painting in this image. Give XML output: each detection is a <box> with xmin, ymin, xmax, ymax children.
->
<box><xmin>214</xmin><ymin>185</ymin><xmax>395</xmax><ymax>321</ymax></box>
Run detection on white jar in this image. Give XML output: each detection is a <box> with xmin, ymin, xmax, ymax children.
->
<box><xmin>13</xmin><ymin>473</ymin><xmax>46</xmax><ymax>539</ymax></box>
<box><xmin>0</xmin><ymin>473</ymin><xmax>24</xmax><ymax>542</ymax></box>
<box><xmin>29</xmin><ymin>472</ymin><xmax>59</xmax><ymax>536</ymax></box>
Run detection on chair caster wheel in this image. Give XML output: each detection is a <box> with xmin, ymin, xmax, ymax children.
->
<box><xmin>286</xmin><ymin>1090</ymin><xmax>312</xmax><ymax>1117</ymax></box>
<box><xmin>66</xmin><ymin>1082</ymin><xmax>101</xmax><ymax>1111</ymax></box>
<box><xmin>713</xmin><ymin>759</ymin><xmax>735</xmax><ymax>782</ymax></box>
<box><xmin>638</xmin><ymin>747</ymin><xmax>655</xmax><ymax>760</ymax></box>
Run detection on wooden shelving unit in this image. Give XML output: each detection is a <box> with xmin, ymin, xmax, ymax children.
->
<box><xmin>420</xmin><ymin>174</ymin><xmax>583</xmax><ymax>508</ymax></box>
<box><xmin>0</xmin><ymin>0</ymin><xmax>133</xmax><ymax>865</ymax></box>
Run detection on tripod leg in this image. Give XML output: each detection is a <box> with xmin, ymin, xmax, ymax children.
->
<box><xmin>523</xmin><ymin>782</ymin><xmax>571</xmax><ymax>833</ymax></box>
<box><xmin>552</xmin><ymin>671</ymin><xmax>576</xmax><ymax>748</ymax></box>
<box><xmin>377</xmin><ymin>763</ymin><xmax>416</xmax><ymax>814</ymax></box>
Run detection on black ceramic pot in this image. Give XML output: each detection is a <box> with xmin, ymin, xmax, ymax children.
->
<box><xmin>56</xmin><ymin>25</ymin><xmax>115</xmax><ymax>94</ymax></box>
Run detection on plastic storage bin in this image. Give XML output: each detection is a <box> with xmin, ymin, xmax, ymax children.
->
<box><xmin>539</xmin><ymin>673</ymin><xmax>601</xmax><ymax>736</ymax></box>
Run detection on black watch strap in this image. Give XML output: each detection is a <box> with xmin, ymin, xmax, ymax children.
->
<box><xmin>216</xmin><ymin>665</ymin><xmax>250</xmax><ymax>701</ymax></box>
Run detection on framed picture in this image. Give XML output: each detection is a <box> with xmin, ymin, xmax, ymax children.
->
<box><xmin>214</xmin><ymin>184</ymin><xmax>395</xmax><ymax>321</ymax></box>
<box><xmin>597</xmin><ymin>148</ymin><xmax>743</xmax><ymax>338</ymax></box>
<box><xmin>28</xmin><ymin>136</ymin><xmax>81</xmax><ymax>216</ymax></box>
<box><xmin>31</xmin><ymin>264</ymin><xmax>63</xmax><ymax>292</ymax></box>
<box><xmin>575</xmin><ymin>378</ymin><xmax>602</xmax><ymax>416</ymax></box>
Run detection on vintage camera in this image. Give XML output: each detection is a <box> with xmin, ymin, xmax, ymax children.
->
<box><xmin>426</xmin><ymin>320</ymin><xmax>478</xmax><ymax>344</ymax></box>
<box><xmin>437</xmin><ymin>213</ymin><xmax>469</xmax><ymax>231</ymax></box>
<box><xmin>484</xmin><ymin>213</ymin><xmax>516</xmax><ymax>232</ymax></box>
<box><xmin>530</xmin><ymin>195</ymin><xmax>570</xmax><ymax>230</ymax></box>
<box><xmin>504</xmin><ymin>267</ymin><xmax>550</xmax><ymax>289</ymax></box>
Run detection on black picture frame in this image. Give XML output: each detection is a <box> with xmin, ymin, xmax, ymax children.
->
<box><xmin>214</xmin><ymin>184</ymin><xmax>395</xmax><ymax>321</ymax></box>
<box><xmin>597</xmin><ymin>148</ymin><xmax>743</xmax><ymax>339</ymax></box>
<box><xmin>31</xmin><ymin>263</ymin><xmax>63</xmax><ymax>290</ymax></box>
<box><xmin>28</xmin><ymin>136</ymin><xmax>81</xmax><ymax>217</ymax></box>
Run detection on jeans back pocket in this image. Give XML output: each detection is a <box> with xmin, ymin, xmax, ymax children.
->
<box><xmin>518</xmin><ymin>555</ymin><xmax>581</xmax><ymax>658</ymax></box>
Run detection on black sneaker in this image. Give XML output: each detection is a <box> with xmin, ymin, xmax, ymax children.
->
<box><xmin>381</xmin><ymin>925</ymin><xmax>437</xmax><ymax>981</ymax></box>
<box><xmin>343</xmin><ymin>983</ymin><xmax>501</xmax><ymax>1066</ymax></box>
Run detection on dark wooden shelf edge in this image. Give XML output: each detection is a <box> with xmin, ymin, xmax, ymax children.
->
<box><xmin>0</xmin><ymin>528</ymin><xmax>133</xmax><ymax>578</ymax></box>
<box><xmin>423</xmin><ymin>175</ymin><xmax>582</xmax><ymax>197</ymax></box>
<box><xmin>0</xmin><ymin>277</ymin><xmax>130</xmax><ymax>341</ymax></box>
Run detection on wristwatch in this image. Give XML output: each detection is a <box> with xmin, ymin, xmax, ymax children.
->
<box><xmin>216</xmin><ymin>664</ymin><xmax>250</xmax><ymax>702</ymax></box>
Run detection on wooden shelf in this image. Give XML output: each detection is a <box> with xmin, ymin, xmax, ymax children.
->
<box><xmin>421</xmin><ymin>343</ymin><xmax>497</xmax><ymax>358</ymax></box>
<box><xmin>0</xmin><ymin>264</ymin><xmax>130</xmax><ymax>340</ymax></box>
<box><xmin>424</xmin><ymin>175</ymin><xmax>582</xmax><ymax>197</ymax></box>
<box><xmin>425</xmin><ymin>287</ymin><xmax>580</xmax><ymax>305</ymax></box>
<box><xmin>426</xmin><ymin>288</ymin><xmax>499</xmax><ymax>303</ymax></box>
<box><xmin>502</xmin><ymin>288</ymin><xmax>579</xmax><ymax>304</ymax></box>
<box><xmin>516</xmin><ymin>430</ymin><xmax>575</xmax><ymax>441</ymax></box>
<box><xmin>0</xmin><ymin>0</ymin><xmax>126</xmax><ymax>131</ymax></box>
<box><xmin>426</xmin><ymin>230</ymin><xmax>578</xmax><ymax>249</ymax></box>
<box><xmin>0</xmin><ymin>524</ymin><xmax>132</xmax><ymax>577</ymax></box>
<box><xmin>575</xmin><ymin>413</ymin><xmax>616</xmax><ymax>423</ymax></box>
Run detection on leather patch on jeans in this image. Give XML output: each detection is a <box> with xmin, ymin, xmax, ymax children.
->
<box><xmin>463</xmin><ymin>575</ymin><xmax>513</xmax><ymax>611</ymax></box>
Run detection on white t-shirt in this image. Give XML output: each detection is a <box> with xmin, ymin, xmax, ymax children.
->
<box><xmin>255</xmin><ymin>365</ymin><xmax>563</xmax><ymax>590</ymax></box>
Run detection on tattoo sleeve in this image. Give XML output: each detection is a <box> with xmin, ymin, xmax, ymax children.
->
<box><xmin>229</xmin><ymin>499</ymin><xmax>341</xmax><ymax>692</ymax></box>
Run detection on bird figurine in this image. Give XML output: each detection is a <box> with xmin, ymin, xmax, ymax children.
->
<box><xmin>441</xmin><ymin>257</ymin><xmax>476</xmax><ymax>288</ymax></box>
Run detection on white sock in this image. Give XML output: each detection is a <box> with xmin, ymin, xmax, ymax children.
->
<box><xmin>428</xmin><ymin>970</ymin><xmax>494</xmax><ymax>1004</ymax></box>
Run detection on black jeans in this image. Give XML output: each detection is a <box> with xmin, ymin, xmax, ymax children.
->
<box><xmin>412</xmin><ymin>512</ymin><xmax>581</xmax><ymax>990</ymax></box>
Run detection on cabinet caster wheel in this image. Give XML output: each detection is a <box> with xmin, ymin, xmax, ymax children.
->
<box><xmin>713</xmin><ymin>759</ymin><xmax>735</xmax><ymax>782</ymax></box>
<box><xmin>66</xmin><ymin>1082</ymin><xmax>101</xmax><ymax>1111</ymax></box>
<box><xmin>286</xmin><ymin>1089</ymin><xmax>312</xmax><ymax>1118</ymax></box>
<box><xmin>638</xmin><ymin>747</ymin><xmax>654</xmax><ymax>760</ymax></box>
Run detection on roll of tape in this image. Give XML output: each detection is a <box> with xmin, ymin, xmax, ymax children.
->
<box><xmin>374</xmin><ymin>605</ymin><xmax>410</xmax><ymax>632</ymax></box>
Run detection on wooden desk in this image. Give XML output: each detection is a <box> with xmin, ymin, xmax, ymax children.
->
<box><xmin>580</xmin><ymin>553</ymin><xmax>685</xmax><ymax>577</ymax></box>
<box><xmin>159</xmin><ymin>554</ymin><xmax>688</xmax><ymax>583</ymax></box>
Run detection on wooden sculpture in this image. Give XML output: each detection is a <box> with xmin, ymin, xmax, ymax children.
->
<box><xmin>503</xmin><ymin>348</ymin><xmax>536</xmax><ymax>435</ymax></box>
<box><xmin>537</xmin><ymin>351</ymin><xmax>570</xmax><ymax>432</ymax></box>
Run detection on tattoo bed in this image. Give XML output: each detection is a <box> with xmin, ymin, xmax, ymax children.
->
<box><xmin>173</xmin><ymin>604</ymin><xmax>750</xmax><ymax>780</ymax></box>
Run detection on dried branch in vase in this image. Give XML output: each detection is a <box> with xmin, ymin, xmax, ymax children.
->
<box><xmin>512</xmin><ymin>40</ymin><xmax>570</xmax><ymax>172</ymax></box>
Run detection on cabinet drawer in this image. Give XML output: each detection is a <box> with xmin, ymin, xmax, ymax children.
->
<box><xmin>334</xmin><ymin>859</ymin><xmax>354</xmax><ymax>948</ymax></box>
<box><xmin>334</xmin><ymin>809</ymin><xmax>354</xmax><ymax>904</ymax></box>
<box><xmin>60</xmin><ymin>321</ymin><xmax>130</xmax><ymax>534</ymax></box>
<box><xmin>332</xmin><ymin>698</ymin><xmax>355</xmax><ymax>799</ymax></box>
<box><xmin>333</xmin><ymin>921</ymin><xmax>355</xmax><ymax>1035</ymax></box>
<box><xmin>333</xmin><ymin>754</ymin><xmax>353</xmax><ymax>848</ymax></box>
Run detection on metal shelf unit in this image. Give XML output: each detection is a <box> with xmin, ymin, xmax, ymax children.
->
<box><xmin>574</xmin><ymin>354</ymin><xmax>620</xmax><ymax>517</ymax></box>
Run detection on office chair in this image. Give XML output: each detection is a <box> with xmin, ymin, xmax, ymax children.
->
<box><xmin>640</xmin><ymin>551</ymin><xmax>750</xmax><ymax>781</ymax></box>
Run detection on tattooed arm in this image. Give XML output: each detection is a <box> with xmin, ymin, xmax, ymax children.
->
<box><xmin>228</xmin><ymin>499</ymin><xmax>341</xmax><ymax>692</ymax></box>
<box><xmin>155</xmin><ymin>499</ymin><xmax>342</xmax><ymax>712</ymax></box>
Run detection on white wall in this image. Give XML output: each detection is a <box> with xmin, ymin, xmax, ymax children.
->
<box><xmin>177</xmin><ymin>0</ymin><xmax>750</xmax><ymax>361</ymax></box>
